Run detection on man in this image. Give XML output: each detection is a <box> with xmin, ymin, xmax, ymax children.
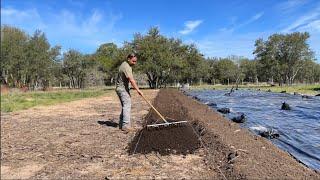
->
<box><xmin>115</xmin><ymin>53</ymin><xmax>143</xmax><ymax>132</ymax></box>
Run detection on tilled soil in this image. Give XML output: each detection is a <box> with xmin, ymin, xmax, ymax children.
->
<box><xmin>1</xmin><ymin>89</ymin><xmax>214</xmax><ymax>179</ymax></box>
<box><xmin>2</xmin><ymin>88</ymin><xmax>319</xmax><ymax>179</ymax></box>
<box><xmin>128</xmin><ymin>125</ymin><xmax>201</xmax><ymax>155</ymax></box>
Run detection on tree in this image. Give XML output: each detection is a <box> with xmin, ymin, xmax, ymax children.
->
<box><xmin>51</xmin><ymin>60</ymin><xmax>66</xmax><ymax>87</ymax></box>
<box><xmin>95</xmin><ymin>43</ymin><xmax>119</xmax><ymax>85</ymax></box>
<box><xmin>228</xmin><ymin>55</ymin><xmax>246</xmax><ymax>86</ymax></box>
<box><xmin>1</xmin><ymin>26</ymin><xmax>61</xmax><ymax>89</ymax></box>
<box><xmin>180</xmin><ymin>44</ymin><xmax>206</xmax><ymax>84</ymax></box>
<box><xmin>82</xmin><ymin>54</ymin><xmax>105</xmax><ymax>87</ymax></box>
<box><xmin>1</xmin><ymin>25</ymin><xmax>28</xmax><ymax>87</ymax></box>
<box><xmin>239</xmin><ymin>59</ymin><xmax>257</xmax><ymax>83</ymax></box>
<box><xmin>203</xmin><ymin>57</ymin><xmax>219</xmax><ymax>84</ymax></box>
<box><xmin>62</xmin><ymin>50</ymin><xmax>89</xmax><ymax>88</ymax></box>
<box><xmin>129</xmin><ymin>27</ymin><xmax>206</xmax><ymax>88</ymax></box>
<box><xmin>282</xmin><ymin>32</ymin><xmax>314</xmax><ymax>84</ymax></box>
<box><xmin>25</xmin><ymin>30</ymin><xmax>59</xmax><ymax>89</ymax></box>
<box><xmin>254</xmin><ymin>37</ymin><xmax>281</xmax><ymax>84</ymax></box>
<box><xmin>131</xmin><ymin>27</ymin><xmax>170</xmax><ymax>88</ymax></box>
<box><xmin>297</xmin><ymin>60</ymin><xmax>320</xmax><ymax>83</ymax></box>
<box><xmin>130</xmin><ymin>28</ymin><xmax>170</xmax><ymax>88</ymax></box>
<box><xmin>254</xmin><ymin>32</ymin><xmax>314</xmax><ymax>85</ymax></box>
<box><xmin>215</xmin><ymin>59</ymin><xmax>237</xmax><ymax>85</ymax></box>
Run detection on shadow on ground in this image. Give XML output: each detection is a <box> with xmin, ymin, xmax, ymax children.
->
<box><xmin>97</xmin><ymin>120</ymin><xmax>118</xmax><ymax>128</ymax></box>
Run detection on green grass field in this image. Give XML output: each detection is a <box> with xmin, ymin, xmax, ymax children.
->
<box><xmin>1</xmin><ymin>88</ymin><xmax>111</xmax><ymax>112</ymax></box>
<box><xmin>190</xmin><ymin>84</ymin><xmax>320</xmax><ymax>95</ymax></box>
<box><xmin>2</xmin><ymin>84</ymin><xmax>319</xmax><ymax>112</ymax></box>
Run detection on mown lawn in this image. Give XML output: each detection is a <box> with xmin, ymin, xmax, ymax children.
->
<box><xmin>1</xmin><ymin>88</ymin><xmax>111</xmax><ymax>112</ymax></box>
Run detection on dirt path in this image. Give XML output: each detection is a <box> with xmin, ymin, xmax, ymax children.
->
<box><xmin>1</xmin><ymin>90</ymin><xmax>213</xmax><ymax>179</ymax></box>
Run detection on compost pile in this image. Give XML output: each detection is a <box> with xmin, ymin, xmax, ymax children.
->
<box><xmin>128</xmin><ymin>123</ymin><xmax>201</xmax><ymax>155</ymax></box>
<box><xmin>128</xmin><ymin>91</ymin><xmax>202</xmax><ymax>155</ymax></box>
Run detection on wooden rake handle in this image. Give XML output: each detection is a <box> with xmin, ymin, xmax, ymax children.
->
<box><xmin>140</xmin><ymin>93</ymin><xmax>168</xmax><ymax>123</ymax></box>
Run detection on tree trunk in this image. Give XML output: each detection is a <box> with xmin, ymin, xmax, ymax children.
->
<box><xmin>4</xmin><ymin>70</ymin><xmax>9</xmax><ymax>84</ymax></box>
<box><xmin>35</xmin><ymin>80</ymin><xmax>38</xmax><ymax>90</ymax></box>
<box><xmin>146</xmin><ymin>72</ymin><xmax>157</xmax><ymax>89</ymax></box>
<box><xmin>72</xmin><ymin>77</ymin><xmax>75</xmax><ymax>88</ymax></box>
<box><xmin>10</xmin><ymin>74</ymin><xmax>15</xmax><ymax>87</ymax></box>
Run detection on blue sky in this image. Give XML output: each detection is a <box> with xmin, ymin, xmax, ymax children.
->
<box><xmin>2</xmin><ymin>0</ymin><xmax>320</xmax><ymax>61</ymax></box>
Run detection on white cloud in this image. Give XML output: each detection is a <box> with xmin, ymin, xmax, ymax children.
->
<box><xmin>198</xmin><ymin>10</ymin><xmax>320</xmax><ymax>60</ymax></box>
<box><xmin>297</xmin><ymin>20</ymin><xmax>320</xmax><ymax>32</ymax></box>
<box><xmin>48</xmin><ymin>9</ymin><xmax>123</xmax><ymax>48</ymax></box>
<box><xmin>295</xmin><ymin>18</ymin><xmax>320</xmax><ymax>61</ymax></box>
<box><xmin>194</xmin><ymin>28</ymin><xmax>320</xmax><ymax>61</ymax></box>
<box><xmin>277</xmin><ymin>0</ymin><xmax>309</xmax><ymax>13</ymax></box>
<box><xmin>2</xmin><ymin>7</ymin><xmax>37</xmax><ymax>18</ymax></box>
<box><xmin>282</xmin><ymin>9</ymin><xmax>320</xmax><ymax>32</ymax></box>
<box><xmin>220</xmin><ymin>12</ymin><xmax>264</xmax><ymax>33</ymax></box>
<box><xmin>1</xmin><ymin>7</ymin><xmax>46</xmax><ymax>30</ymax></box>
<box><xmin>240</xmin><ymin>12</ymin><xmax>264</xmax><ymax>27</ymax></box>
<box><xmin>179</xmin><ymin>20</ymin><xmax>203</xmax><ymax>35</ymax></box>
<box><xmin>250</xmin><ymin>12</ymin><xmax>264</xmax><ymax>22</ymax></box>
<box><xmin>1</xmin><ymin>7</ymin><xmax>123</xmax><ymax>52</ymax></box>
<box><xmin>90</xmin><ymin>10</ymin><xmax>103</xmax><ymax>24</ymax></box>
<box><xmin>280</xmin><ymin>4</ymin><xmax>320</xmax><ymax>61</ymax></box>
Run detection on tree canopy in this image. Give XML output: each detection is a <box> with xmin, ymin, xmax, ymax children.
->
<box><xmin>1</xmin><ymin>25</ymin><xmax>319</xmax><ymax>90</ymax></box>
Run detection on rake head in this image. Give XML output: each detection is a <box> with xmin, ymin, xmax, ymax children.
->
<box><xmin>146</xmin><ymin>121</ymin><xmax>188</xmax><ymax>130</ymax></box>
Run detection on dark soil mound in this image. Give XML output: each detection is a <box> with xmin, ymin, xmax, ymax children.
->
<box><xmin>128</xmin><ymin>91</ymin><xmax>202</xmax><ymax>155</ymax></box>
<box><xmin>127</xmin><ymin>89</ymin><xmax>243</xmax><ymax>179</ymax></box>
<box><xmin>128</xmin><ymin>124</ymin><xmax>201</xmax><ymax>155</ymax></box>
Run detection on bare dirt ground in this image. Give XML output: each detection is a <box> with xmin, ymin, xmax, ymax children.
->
<box><xmin>1</xmin><ymin>89</ymin><xmax>213</xmax><ymax>179</ymax></box>
<box><xmin>2</xmin><ymin>88</ymin><xmax>319</xmax><ymax>179</ymax></box>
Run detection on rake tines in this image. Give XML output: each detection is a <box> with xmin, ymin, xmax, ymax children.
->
<box><xmin>146</xmin><ymin>121</ymin><xmax>188</xmax><ymax>130</ymax></box>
